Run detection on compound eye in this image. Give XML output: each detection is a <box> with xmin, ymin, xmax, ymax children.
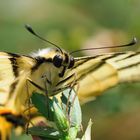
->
<box><xmin>53</xmin><ymin>54</ymin><xmax>63</xmax><ymax>68</ymax></box>
<box><xmin>68</xmin><ymin>57</ymin><xmax>75</xmax><ymax>69</ymax></box>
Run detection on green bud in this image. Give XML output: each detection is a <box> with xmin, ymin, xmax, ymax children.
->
<box><xmin>53</xmin><ymin>99</ymin><xmax>69</xmax><ymax>133</ymax></box>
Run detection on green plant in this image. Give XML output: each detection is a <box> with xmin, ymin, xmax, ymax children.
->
<box><xmin>28</xmin><ymin>88</ymin><xmax>92</xmax><ymax>140</ymax></box>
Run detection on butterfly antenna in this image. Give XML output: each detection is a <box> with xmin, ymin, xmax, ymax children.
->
<box><xmin>70</xmin><ymin>37</ymin><xmax>137</xmax><ymax>54</ymax></box>
<box><xmin>25</xmin><ymin>24</ymin><xmax>63</xmax><ymax>54</ymax></box>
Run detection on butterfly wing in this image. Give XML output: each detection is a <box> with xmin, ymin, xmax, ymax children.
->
<box><xmin>0</xmin><ymin>52</ymin><xmax>37</xmax><ymax>113</ymax></box>
<box><xmin>65</xmin><ymin>52</ymin><xmax>140</xmax><ymax>103</ymax></box>
<box><xmin>0</xmin><ymin>52</ymin><xmax>37</xmax><ymax>140</ymax></box>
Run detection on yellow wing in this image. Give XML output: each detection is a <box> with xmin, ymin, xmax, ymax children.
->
<box><xmin>65</xmin><ymin>52</ymin><xmax>140</xmax><ymax>103</ymax></box>
<box><xmin>0</xmin><ymin>52</ymin><xmax>36</xmax><ymax>113</ymax></box>
<box><xmin>0</xmin><ymin>52</ymin><xmax>36</xmax><ymax>140</ymax></box>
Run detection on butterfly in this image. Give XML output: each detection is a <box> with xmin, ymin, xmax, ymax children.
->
<box><xmin>0</xmin><ymin>25</ymin><xmax>140</xmax><ymax>140</ymax></box>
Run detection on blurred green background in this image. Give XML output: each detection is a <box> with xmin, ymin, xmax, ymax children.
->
<box><xmin>0</xmin><ymin>0</ymin><xmax>140</xmax><ymax>140</ymax></box>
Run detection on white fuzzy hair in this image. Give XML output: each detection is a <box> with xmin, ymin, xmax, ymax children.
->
<box><xmin>30</xmin><ymin>48</ymin><xmax>52</xmax><ymax>57</ymax></box>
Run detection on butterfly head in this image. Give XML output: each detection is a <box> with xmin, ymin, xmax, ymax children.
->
<box><xmin>33</xmin><ymin>48</ymin><xmax>75</xmax><ymax>78</ymax></box>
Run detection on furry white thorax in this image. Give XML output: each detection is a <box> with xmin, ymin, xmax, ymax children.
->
<box><xmin>31</xmin><ymin>48</ymin><xmax>53</xmax><ymax>57</ymax></box>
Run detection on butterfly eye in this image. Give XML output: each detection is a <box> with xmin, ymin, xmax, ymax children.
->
<box><xmin>68</xmin><ymin>57</ymin><xmax>75</xmax><ymax>69</ymax></box>
<box><xmin>53</xmin><ymin>54</ymin><xmax>63</xmax><ymax>68</ymax></box>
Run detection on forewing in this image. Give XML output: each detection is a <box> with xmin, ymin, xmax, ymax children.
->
<box><xmin>0</xmin><ymin>52</ymin><xmax>36</xmax><ymax>108</ymax></box>
<box><xmin>65</xmin><ymin>52</ymin><xmax>140</xmax><ymax>103</ymax></box>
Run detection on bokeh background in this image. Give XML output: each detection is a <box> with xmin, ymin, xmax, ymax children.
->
<box><xmin>0</xmin><ymin>0</ymin><xmax>140</xmax><ymax>140</ymax></box>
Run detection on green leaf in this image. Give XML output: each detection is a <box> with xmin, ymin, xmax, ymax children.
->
<box><xmin>31</xmin><ymin>92</ymin><xmax>53</xmax><ymax>120</ymax></box>
<box><xmin>52</xmin><ymin>97</ymin><xmax>69</xmax><ymax>133</ymax></box>
<box><xmin>28</xmin><ymin>126</ymin><xmax>60</xmax><ymax>139</ymax></box>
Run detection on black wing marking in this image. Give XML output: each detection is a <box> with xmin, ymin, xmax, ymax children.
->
<box><xmin>0</xmin><ymin>52</ymin><xmax>36</xmax><ymax>106</ymax></box>
<box><xmin>64</xmin><ymin>51</ymin><xmax>140</xmax><ymax>103</ymax></box>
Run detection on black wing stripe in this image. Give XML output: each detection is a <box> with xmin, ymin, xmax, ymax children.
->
<box><xmin>115</xmin><ymin>52</ymin><xmax>140</xmax><ymax>62</ymax></box>
<box><xmin>72</xmin><ymin>53</ymin><xmax>123</xmax><ymax>74</ymax></box>
<box><xmin>8</xmin><ymin>80</ymin><xmax>19</xmax><ymax>100</ymax></box>
<box><xmin>75</xmin><ymin>61</ymin><xmax>105</xmax><ymax>82</ymax></box>
<box><xmin>101</xmin><ymin>53</ymin><xmax>122</xmax><ymax>61</ymax></box>
<box><xmin>75</xmin><ymin>52</ymin><xmax>140</xmax><ymax>82</ymax></box>
<box><xmin>71</xmin><ymin>56</ymin><xmax>117</xmax><ymax>82</ymax></box>
<box><xmin>118</xmin><ymin>62</ymin><xmax>140</xmax><ymax>70</ymax></box>
<box><xmin>73</xmin><ymin>55</ymin><xmax>106</xmax><ymax>69</ymax></box>
<box><xmin>73</xmin><ymin>53</ymin><xmax>125</xmax><ymax>70</ymax></box>
<box><xmin>9</xmin><ymin>57</ymin><xmax>19</xmax><ymax>77</ymax></box>
<box><xmin>7</xmin><ymin>52</ymin><xmax>21</xmax><ymax>77</ymax></box>
<box><xmin>72</xmin><ymin>58</ymin><xmax>92</xmax><ymax>69</ymax></box>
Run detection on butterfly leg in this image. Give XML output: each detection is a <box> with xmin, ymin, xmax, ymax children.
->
<box><xmin>66</xmin><ymin>73</ymin><xmax>84</xmax><ymax>131</ymax></box>
<box><xmin>24</xmin><ymin>78</ymin><xmax>47</xmax><ymax>134</ymax></box>
<box><xmin>41</xmin><ymin>76</ymin><xmax>51</xmax><ymax>119</ymax></box>
<box><xmin>65</xmin><ymin>73</ymin><xmax>79</xmax><ymax>122</ymax></box>
<box><xmin>24</xmin><ymin>79</ymin><xmax>33</xmax><ymax>134</ymax></box>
